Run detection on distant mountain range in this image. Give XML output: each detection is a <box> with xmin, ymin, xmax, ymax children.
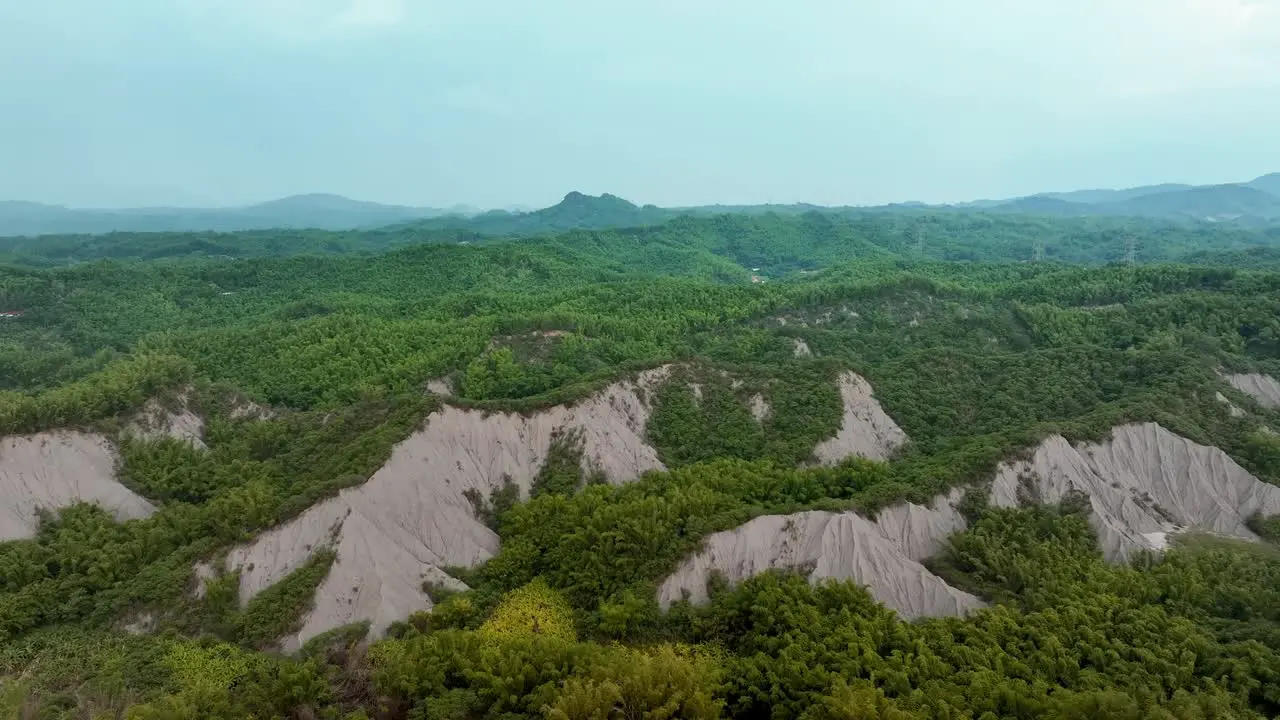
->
<box><xmin>976</xmin><ymin>173</ymin><xmax>1280</xmax><ymax>223</ymax></box>
<box><xmin>0</xmin><ymin>194</ymin><xmax>470</xmax><ymax>236</ymax></box>
<box><xmin>4</xmin><ymin>173</ymin><xmax>1279</xmax><ymax>238</ymax></box>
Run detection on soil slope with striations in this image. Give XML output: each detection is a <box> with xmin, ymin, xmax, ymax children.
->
<box><xmin>812</xmin><ymin>371</ymin><xmax>908</xmax><ymax>463</ymax></box>
<box><xmin>212</xmin><ymin>367</ymin><xmax>672</xmax><ymax>650</ymax></box>
<box><xmin>990</xmin><ymin>422</ymin><xmax>1280</xmax><ymax>561</ymax></box>
<box><xmin>661</xmin><ymin>422</ymin><xmax>1280</xmax><ymax>618</ymax></box>
<box><xmin>1226</xmin><ymin>373</ymin><xmax>1280</xmax><ymax>409</ymax></box>
<box><xmin>658</xmin><ymin>488</ymin><xmax>980</xmax><ymax>619</ymax></box>
<box><xmin>1</xmin><ymin>431</ymin><xmax>155</xmax><ymax>541</ymax></box>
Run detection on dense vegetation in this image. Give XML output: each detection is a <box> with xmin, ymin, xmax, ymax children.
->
<box><xmin>3</xmin><ymin>206</ymin><xmax>1280</xmax><ymax>718</ymax></box>
<box><xmin>8</xmin><ymin>170</ymin><xmax>1280</xmax><ymax>240</ymax></box>
<box><xmin>5</xmin><ymin>202</ymin><xmax>1280</xmax><ymax>270</ymax></box>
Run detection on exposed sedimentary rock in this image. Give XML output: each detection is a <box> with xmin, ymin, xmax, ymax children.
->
<box><xmin>1226</xmin><ymin>373</ymin><xmax>1280</xmax><ymax>409</ymax></box>
<box><xmin>749</xmin><ymin>394</ymin><xmax>771</xmax><ymax>422</ymax></box>
<box><xmin>792</xmin><ymin>338</ymin><xmax>812</xmax><ymax>357</ymax></box>
<box><xmin>1216</xmin><ymin>392</ymin><xmax>1247</xmax><ymax>418</ymax></box>
<box><xmin>217</xmin><ymin>367</ymin><xmax>671</xmax><ymax>650</ymax></box>
<box><xmin>0</xmin><ymin>431</ymin><xmax>155</xmax><ymax>540</ymax></box>
<box><xmin>990</xmin><ymin>423</ymin><xmax>1280</xmax><ymax>562</ymax></box>
<box><xmin>425</xmin><ymin>378</ymin><xmax>453</xmax><ymax>397</ymax></box>
<box><xmin>873</xmin><ymin>487</ymin><xmax>969</xmax><ymax>561</ymax></box>
<box><xmin>812</xmin><ymin>372</ymin><xmax>908</xmax><ymax>464</ymax></box>
<box><xmin>657</xmin><ymin>488</ymin><xmax>980</xmax><ymax>619</ymax></box>
<box><xmin>126</xmin><ymin>394</ymin><xmax>206</xmax><ymax>450</ymax></box>
<box><xmin>661</xmin><ymin>422</ymin><xmax>1280</xmax><ymax>625</ymax></box>
<box><xmin>191</xmin><ymin>561</ymin><xmax>219</xmax><ymax>600</ymax></box>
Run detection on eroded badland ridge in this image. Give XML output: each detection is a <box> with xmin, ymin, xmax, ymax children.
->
<box><xmin>4</xmin><ymin>204</ymin><xmax>1280</xmax><ymax>719</ymax></box>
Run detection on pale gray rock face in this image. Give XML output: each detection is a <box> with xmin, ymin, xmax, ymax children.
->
<box><xmin>1216</xmin><ymin>392</ymin><xmax>1247</xmax><ymax>418</ymax></box>
<box><xmin>812</xmin><ymin>372</ymin><xmax>908</xmax><ymax>464</ymax></box>
<box><xmin>990</xmin><ymin>423</ymin><xmax>1280</xmax><ymax>562</ymax></box>
<box><xmin>873</xmin><ymin>487</ymin><xmax>969</xmax><ymax>561</ymax></box>
<box><xmin>125</xmin><ymin>394</ymin><xmax>207</xmax><ymax>450</ymax></box>
<box><xmin>792</xmin><ymin>338</ymin><xmax>812</xmax><ymax>357</ymax></box>
<box><xmin>425</xmin><ymin>378</ymin><xmax>452</xmax><ymax>397</ymax></box>
<box><xmin>660</xmin><ymin>421</ymin><xmax>1280</xmax><ymax>621</ymax></box>
<box><xmin>214</xmin><ymin>367</ymin><xmax>672</xmax><ymax>650</ymax></box>
<box><xmin>0</xmin><ymin>431</ymin><xmax>155</xmax><ymax>540</ymax></box>
<box><xmin>1226</xmin><ymin>373</ymin><xmax>1280</xmax><ymax>409</ymax></box>
<box><xmin>749</xmin><ymin>394</ymin><xmax>770</xmax><ymax>422</ymax></box>
<box><xmin>657</xmin><ymin>488</ymin><xmax>981</xmax><ymax>619</ymax></box>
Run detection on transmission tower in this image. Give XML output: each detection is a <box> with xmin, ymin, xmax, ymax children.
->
<box><xmin>1124</xmin><ymin>235</ymin><xmax>1137</xmax><ymax>267</ymax></box>
<box><xmin>1032</xmin><ymin>238</ymin><xmax>1045</xmax><ymax>263</ymax></box>
<box><xmin>912</xmin><ymin>226</ymin><xmax>924</xmax><ymax>257</ymax></box>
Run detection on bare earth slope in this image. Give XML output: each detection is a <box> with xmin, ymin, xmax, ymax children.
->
<box><xmin>812</xmin><ymin>371</ymin><xmax>908</xmax><ymax>463</ymax></box>
<box><xmin>216</xmin><ymin>367</ymin><xmax>671</xmax><ymax>650</ymax></box>
<box><xmin>0</xmin><ymin>431</ymin><xmax>155</xmax><ymax>540</ymax></box>
<box><xmin>125</xmin><ymin>394</ymin><xmax>207</xmax><ymax>450</ymax></box>
<box><xmin>990</xmin><ymin>422</ymin><xmax>1280</xmax><ymax>562</ymax></box>
<box><xmin>1226</xmin><ymin>373</ymin><xmax>1280</xmax><ymax>409</ymax></box>
<box><xmin>658</xmin><ymin>488</ymin><xmax>981</xmax><ymax>619</ymax></box>
<box><xmin>660</xmin><ymin>422</ymin><xmax>1280</xmax><ymax>619</ymax></box>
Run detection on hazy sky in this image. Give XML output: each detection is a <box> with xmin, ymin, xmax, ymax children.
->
<box><xmin>2</xmin><ymin>0</ymin><xmax>1279</xmax><ymax>209</ymax></box>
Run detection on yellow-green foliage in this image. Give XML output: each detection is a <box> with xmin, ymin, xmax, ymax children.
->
<box><xmin>479</xmin><ymin>577</ymin><xmax>577</xmax><ymax>642</ymax></box>
<box><xmin>163</xmin><ymin>641</ymin><xmax>262</xmax><ymax>696</ymax></box>
<box><xmin>649</xmin><ymin>641</ymin><xmax>729</xmax><ymax>670</ymax></box>
<box><xmin>369</xmin><ymin>628</ymin><xmax>724</xmax><ymax>720</ymax></box>
<box><xmin>544</xmin><ymin>643</ymin><xmax>724</xmax><ymax>720</ymax></box>
<box><xmin>123</xmin><ymin>642</ymin><xmax>271</xmax><ymax>720</ymax></box>
<box><xmin>798</xmin><ymin>680</ymin><xmax>925</xmax><ymax>720</ymax></box>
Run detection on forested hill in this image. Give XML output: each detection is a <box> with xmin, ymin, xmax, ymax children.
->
<box><xmin>7</xmin><ymin>169</ymin><xmax>1278</xmax><ymax>239</ymax></box>
<box><xmin>5</xmin><ymin>209</ymin><xmax>1280</xmax><ymax>718</ymax></box>
<box><xmin>408</xmin><ymin>191</ymin><xmax>674</xmax><ymax>235</ymax></box>
<box><xmin>5</xmin><ymin>208</ymin><xmax>1280</xmax><ymax>269</ymax></box>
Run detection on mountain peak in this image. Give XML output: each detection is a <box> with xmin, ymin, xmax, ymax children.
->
<box><xmin>555</xmin><ymin>191</ymin><xmax>638</xmax><ymax>210</ymax></box>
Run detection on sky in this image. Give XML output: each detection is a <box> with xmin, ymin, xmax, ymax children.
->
<box><xmin>1</xmin><ymin>0</ymin><xmax>1279</xmax><ymax>209</ymax></box>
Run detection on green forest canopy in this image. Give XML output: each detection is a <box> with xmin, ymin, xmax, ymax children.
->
<box><xmin>4</xmin><ymin>208</ymin><xmax>1280</xmax><ymax>269</ymax></box>
<box><xmin>3</xmin><ymin>208</ymin><xmax>1280</xmax><ymax>718</ymax></box>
